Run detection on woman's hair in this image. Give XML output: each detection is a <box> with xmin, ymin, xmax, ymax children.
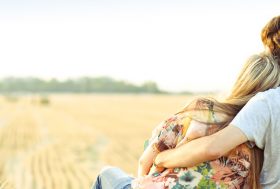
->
<box><xmin>261</xmin><ymin>15</ymin><xmax>280</xmax><ymax>62</ymax></box>
<box><xmin>225</xmin><ymin>53</ymin><xmax>280</xmax><ymax>108</ymax></box>
<box><xmin>180</xmin><ymin>53</ymin><xmax>280</xmax><ymax>188</ymax></box>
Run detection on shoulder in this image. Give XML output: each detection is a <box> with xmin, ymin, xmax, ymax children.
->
<box><xmin>243</xmin><ymin>87</ymin><xmax>280</xmax><ymax>111</ymax></box>
<box><xmin>252</xmin><ymin>87</ymin><xmax>280</xmax><ymax>101</ymax></box>
<box><xmin>249</xmin><ymin>87</ymin><xmax>280</xmax><ymax>113</ymax></box>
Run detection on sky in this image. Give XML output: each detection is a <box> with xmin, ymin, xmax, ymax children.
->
<box><xmin>0</xmin><ymin>0</ymin><xmax>279</xmax><ymax>92</ymax></box>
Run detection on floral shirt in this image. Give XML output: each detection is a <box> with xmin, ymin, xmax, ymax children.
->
<box><xmin>132</xmin><ymin>109</ymin><xmax>252</xmax><ymax>189</ymax></box>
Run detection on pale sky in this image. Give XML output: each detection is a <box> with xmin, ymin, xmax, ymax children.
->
<box><xmin>0</xmin><ymin>0</ymin><xmax>279</xmax><ymax>92</ymax></box>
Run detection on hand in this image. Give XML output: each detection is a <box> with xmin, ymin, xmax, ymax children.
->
<box><xmin>148</xmin><ymin>165</ymin><xmax>165</xmax><ymax>175</ymax></box>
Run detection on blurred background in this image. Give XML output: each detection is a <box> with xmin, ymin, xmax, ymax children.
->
<box><xmin>0</xmin><ymin>0</ymin><xmax>279</xmax><ymax>188</ymax></box>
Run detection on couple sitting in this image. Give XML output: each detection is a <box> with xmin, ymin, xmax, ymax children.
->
<box><xmin>93</xmin><ymin>15</ymin><xmax>280</xmax><ymax>189</ymax></box>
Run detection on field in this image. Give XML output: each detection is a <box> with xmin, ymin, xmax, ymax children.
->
<box><xmin>0</xmin><ymin>94</ymin><xmax>198</xmax><ymax>189</ymax></box>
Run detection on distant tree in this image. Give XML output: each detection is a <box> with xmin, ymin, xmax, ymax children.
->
<box><xmin>140</xmin><ymin>81</ymin><xmax>161</xmax><ymax>93</ymax></box>
<box><xmin>0</xmin><ymin>77</ymin><xmax>171</xmax><ymax>94</ymax></box>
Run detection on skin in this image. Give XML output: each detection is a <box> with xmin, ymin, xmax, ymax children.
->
<box><xmin>138</xmin><ymin>142</ymin><xmax>159</xmax><ymax>177</ymax></box>
<box><xmin>138</xmin><ymin>120</ymin><xmax>208</xmax><ymax>176</ymax></box>
<box><xmin>138</xmin><ymin>120</ymin><xmax>247</xmax><ymax>176</ymax></box>
<box><xmin>154</xmin><ymin>125</ymin><xmax>247</xmax><ymax>169</ymax></box>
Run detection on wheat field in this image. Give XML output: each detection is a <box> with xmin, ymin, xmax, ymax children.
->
<box><xmin>0</xmin><ymin>94</ymin><xmax>197</xmax><ymax>189</ymax></box>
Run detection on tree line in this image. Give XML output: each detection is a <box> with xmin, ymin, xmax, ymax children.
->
<box><xmin>0</xmin><ymin>77</ymin><xmax>165</xmax><ymax>93</ymax></box>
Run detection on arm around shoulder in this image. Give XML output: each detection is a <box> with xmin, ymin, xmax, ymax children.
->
<box><xmin>154</xmin><ymin>125</ymin><xmax>248</xmax><ymax>168</ymax></box>
<box><xmin>205</xmin><ymin>125</ymin><xmax>248</xmax><ymax>157</ymax></box>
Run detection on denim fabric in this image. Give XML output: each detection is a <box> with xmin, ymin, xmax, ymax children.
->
<box><xmin>92</xmin><ymin>166</ymin><xmax>134</xmax><ymax>189</ymax></box>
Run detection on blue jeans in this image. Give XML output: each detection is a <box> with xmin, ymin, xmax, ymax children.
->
<box><xmin>92</xmin><ymin>166</ymin><xmax>134</xmax><ymax>189</ymax></box>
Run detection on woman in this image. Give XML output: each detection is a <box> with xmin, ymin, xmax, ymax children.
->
<box><xmin>93</xmin><ymin>16</ymin><xmax>280</xmax><ymax>189</ymax></box>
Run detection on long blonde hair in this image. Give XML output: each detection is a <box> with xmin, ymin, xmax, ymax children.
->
<box><xmin>181</xmin><ymin>53</ymin><xmax>280</xmax><ymax>188</ymax></box>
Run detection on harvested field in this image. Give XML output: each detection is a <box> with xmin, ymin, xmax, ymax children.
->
<box><xmin>0</xmin><ymin>94</ymin><xmax>199</xmax><ymax>189</ymax></box>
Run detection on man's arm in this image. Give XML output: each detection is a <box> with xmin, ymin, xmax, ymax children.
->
<box><xmin>154</xmin><ymin>125</ymin><xmax>247</xmax><ymax>168</ymax></box>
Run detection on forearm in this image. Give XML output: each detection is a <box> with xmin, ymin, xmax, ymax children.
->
<box><xmin>138</xmin><ymin>144</ymin><xmax>159</xmax><ymax>177</ymax></box>
<box><xmin>154</xmin><ymin>135</ymin><xmax>219</xmax><ymax>168</ymax></box>
<box><xmin>138</xmin><ymin>161</ymin><xmax>152</xmax><ymax>177</ymax></box>
<box><xmin>154</xmin><ymin>126</ymin><xmax>248</xmax><ymax>169</ymax></box>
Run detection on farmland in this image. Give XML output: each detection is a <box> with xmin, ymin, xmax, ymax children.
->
<box><xmin>0</xmin><ymin>94</ymin><xmax>197</xmax><ymax>189</ymax></box>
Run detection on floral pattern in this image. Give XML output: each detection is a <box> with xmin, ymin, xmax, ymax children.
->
<box><xmin>132</xmin><ymin>109</ymin><xmax>252</xmax><ymax>189</ymax></box>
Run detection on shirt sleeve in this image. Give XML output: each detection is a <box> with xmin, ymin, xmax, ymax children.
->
<box><xmin>230</xmin><ymin>93</ymin><xmax>270</xmax><ymax>149</ymax></box>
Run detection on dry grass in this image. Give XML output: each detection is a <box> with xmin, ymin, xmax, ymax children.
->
<box><xmin>0</xmin><ymin>94</ymin><xmax>200</xmax><ymax>189</ymax></box>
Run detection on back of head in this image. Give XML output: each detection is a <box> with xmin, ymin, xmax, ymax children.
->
<box><xmin>182</xmin><ymin>52</ymin><xmax>280</xmax><ymax>119</ymax></box>
<box><xmin>228</xmin><ymin>53</ymin><xmax>280</xmax><ymax>104</ymax></box>
<box><xmin>261</xmin><ymin>15</ymin><xmax>280</xmax><ymax>62</ymax></box>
